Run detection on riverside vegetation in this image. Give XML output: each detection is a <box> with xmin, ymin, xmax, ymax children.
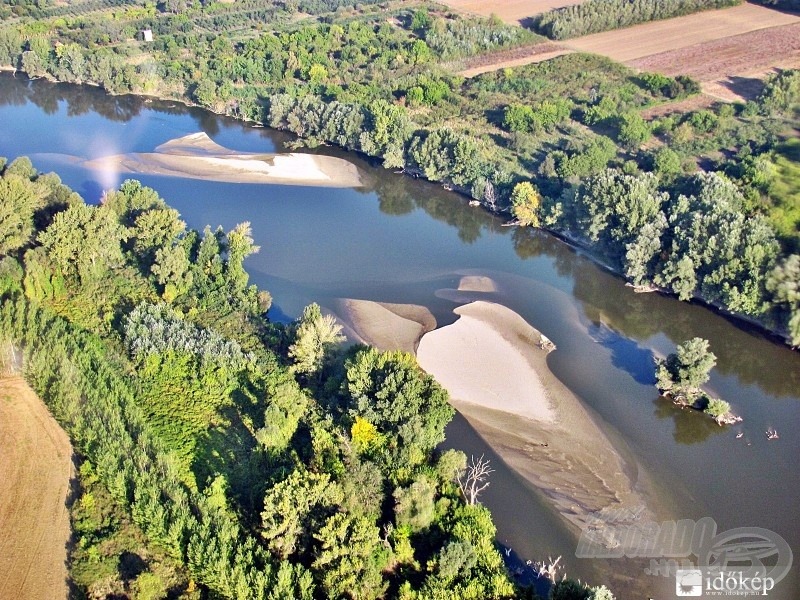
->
<box><xmin>0</xmin><ymin>160</ymin><xmax>619</xmax><ymax>599</ymax></box>
<box><xmin>0</xmin><ymin>1</ymin><xmax>798</xmax><ymax>343</ymax></box>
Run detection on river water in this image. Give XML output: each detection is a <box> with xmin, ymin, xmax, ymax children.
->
<box><xmin>1</xmin><ymin>75</ymin><xmax>797</xmax><ymax>598</ymax></box>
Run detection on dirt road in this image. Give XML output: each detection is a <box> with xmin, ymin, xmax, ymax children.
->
<box><xmin>0</xmin><ymin>376</ymin><xmax>72</xmax><ymax>600</ymax></box>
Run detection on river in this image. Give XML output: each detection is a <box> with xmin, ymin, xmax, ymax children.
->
<box><xmin>0</xmin><ymin>74</ymin><xmax>797</xmax><ymax>598</ymax></box>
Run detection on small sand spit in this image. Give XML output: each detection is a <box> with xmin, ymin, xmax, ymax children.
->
<box><xmin>332</xmin><ymin>299</ymin><xmax>436</xmax><ymax>354</ymax></box>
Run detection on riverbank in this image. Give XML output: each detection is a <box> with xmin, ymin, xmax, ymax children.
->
<box><xmin>333</xmin><ymin>278</ymin><xmax>660</xmax><ymax>534</ymax></box>
<box><xmin>2</xmin><ymin>69</ymin><xmax>794</xmax><ymax>348</ymax></box>
<box><xmin>78</xmin><ymin>132</ymin><xmax>363</xmax><ymax>188</ymax></box>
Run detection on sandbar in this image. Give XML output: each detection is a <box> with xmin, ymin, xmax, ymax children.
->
<box><xmin>332</xmin><ymin>298</ymin><xmax>436</xmax><ymax>354</ymax></box>
<box><xmin>81</xmin><ymin>132</ymin><xmax>363</xmax><ymax>188</ymax></box>
<box><xmin>340</xmin><ymin>280</ymin><xmax>656</xmax><ymax>532</ymax></box>
<box><xmin>417</xmin><ymin>302</ymin><xmax>556</xmax><ymax>422</ymax></box>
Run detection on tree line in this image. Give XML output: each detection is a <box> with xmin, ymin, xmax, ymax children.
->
<box><xmin>527</xmin><ymin>0</ymin><xmax>742</xmax><ymax>40</ymax></box>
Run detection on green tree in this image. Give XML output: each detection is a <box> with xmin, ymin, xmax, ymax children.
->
<box><xmin>343</xmin><ymin>348</ymin><xmax>454</xmax><ymax>468</ymax></box>
<box><xmin>151</xmin><ymin>245</ymin><xmax>193</xmax><ymax>303</ymax></box>
<box><xmin>655</xmin><ymin>337</ymin><xmax>716</xmax><ymax>401</ymax></box>
<box><xmin>132</xmin><ymin>207</ymin><xmax>185</xmax><ymax>268</ymax></box>
<box><xmin>394</xmin><ymin>475</ymin><xmax>436</xmax><ymax>531</ymax></box>
<box><xmin>703</xmin><ymin>398</ymin><xmax>732</xmax><ymax>422</ymax></box>
<box><xmin>312</xmin><ymin>512</ymin><xmax>389</xmax><ymax>600</ymax></box>
<box><xmin>651</xmin><ymin>147</ymin><xmax>681</xmax><ymax>179</ymax></box>
<box><xmin>766</xmin><ymin>254</ymin><xmax>800</xmax><ymax>345</ymax></box>
<box><xmin>0</xmin><ymin>174</ymin><xmax>46</xmax><ymax>255</ymax></box>
<box><xmin>261</xmin><ymin>469</ymin><xmax>343</xmax><ymax>559</ymax></box>
<box><xmin>510</xmin><ymin>181</ymin><xmax>542</xmax><ymax>227</ymax></box>
<box><xmin>38</xmin><ymin>203</ymin><xmax>127</xmax><ymax>283</ymax></box>
<box><xmin>288</xmin><ymin>303</ymin><xmax>345</xmax><ymax>378</ymax></box>
<box><xmin>617</xmin><ymin>112</ymin><xmax>651</xmax><ymax>150</ymax></box>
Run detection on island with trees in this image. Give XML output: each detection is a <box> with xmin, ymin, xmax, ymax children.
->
<box><xmin>655</xmin><ymin>337</ymin><xmax>741</xmax><ymax>425</ymax></box>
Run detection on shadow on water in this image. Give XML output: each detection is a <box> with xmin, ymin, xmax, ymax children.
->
<box><xmin>79</xmin><ymin>179</ymin><xmax>105</xmax><ymax>204</ymax></box>
<box><xmin>586</xmin><ymin>321</ymin><xmax>656</xmax><ymax>386</ymax></box>
<box><xmin>653</xmin><ymin>397</ymin><xmax>728</xmax><ymax>445</ymax></box>
<box><xmin>571</xmin><ymin>258</ymin><xmax>800</xmax><ymax>398</ymax></box>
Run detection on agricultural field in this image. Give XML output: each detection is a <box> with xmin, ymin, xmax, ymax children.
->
<box><xmin>0</xmin><ymin>377</ymin><xmax>72</xmax><ymax>600</ymax></box>
<box><xmin>564</xmin><ymin>2</ymin><xmax>799</xmax><ymax>62</ymax></box>
<box><xmin>460</xmin><ymin>2</ymin><xmax>800</xmax><ymax>101</ymax></box>
<box><xmin>630</xmin><ymin>22</ymin><xmax>800</xmax><ymax>101</ymax></box>
<box><xmin>436</xmin><ymin>0</ymin><xmax>583</xmax><ymax>24</ymax></box>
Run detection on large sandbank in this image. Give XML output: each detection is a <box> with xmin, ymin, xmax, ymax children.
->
<box><xmin>80</xmin><ymin>132</ymin><xmax>363</xmax><ymax>187</ymax></box>
<box><xmin>338</xmin><ymin>276</ymin><xmax>654</xmax><ymax>532</ymax></box>
<box><xmin>417</xmin><ymin>302</ymin><xmax>556</xmax><ymax>422</ymax></box>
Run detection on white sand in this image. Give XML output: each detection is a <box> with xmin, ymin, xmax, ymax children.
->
<box><xmin>333</xmin><ymin>299</ymin><xmax>436</xmax><ymax>354</ymax></box>
<box><xmin>80</xmin><ymin>132</ymin><xmax>363</xmax><ymax>188</ymax></box>
<box><xmin>417</xmin><ymin>301</ymin><xmax>555</xmax><ymax>422</ymax></box>
<box><xmin>414</xmin><ymin>298</ymin><xmax>659</xmax><ymax>530</ymax></box>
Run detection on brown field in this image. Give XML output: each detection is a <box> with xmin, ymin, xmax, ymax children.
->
<box><xmin>0</xmin><ymin>377</ymin><xmax>73</xmax><ymax>600</ymax></box>
<box><xmin>436</xmin><ymin>0</ymin><xmax>583</xmax><ymax>24</ymax></box>
<box><xmin>565</xmin><ymin>3</ymin><xmax>800</xmax><ymax>62</ymax></box>
<box><xmin>452</xmin><ymin>2</ymin><xmax>800</xmax><ymax>98</ymax></box>
<box><xmin>630</xmin><ymin>22</ymin><xmax>800</xmax><ymax>101</ymax></box>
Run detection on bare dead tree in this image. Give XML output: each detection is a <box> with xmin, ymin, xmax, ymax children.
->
<box><xmin>534</xmin><ymin>555</ymin><xmax>562</xmax><ymax>581</ymax></box>
<box><xmin>483</xmin><ymin>180</ymin><xmax>498</xmax><ymax>213</ymax></box>
<box><xmin>457</xmin><ymin>454</ymin><xmax>494</xmax><ymax>505</ymax></box>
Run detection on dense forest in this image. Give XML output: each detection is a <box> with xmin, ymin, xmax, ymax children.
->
<box><xmin>0</xmin><ymin>160</ymin><xmax>618</xmax><ymax>599</ymax></box>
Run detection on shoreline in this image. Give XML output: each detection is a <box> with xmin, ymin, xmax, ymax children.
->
<box><xmin>2</xmin><ymin>69</ymin><xmax>792</xmax><ymax>348</ymax></box>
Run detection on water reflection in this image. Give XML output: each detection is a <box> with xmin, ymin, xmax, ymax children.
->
<box><xmin>572</xmin><ymin>259</ymin><xmax>800</xmax><ymax>398</ymax></box>
<box><xmin>653</xmin><ymin>397</ymin><xmax>728</xmax><ymax>445</ymax></box>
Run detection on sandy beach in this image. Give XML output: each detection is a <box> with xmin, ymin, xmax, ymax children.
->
<box><xmin>80</xmin><ymin>132</ymin><xmax>363</xmax><ymax>187</ymax></box>
<box><xmin>338</xmin><ymin>275</ymin><xmax>655</xmax><ymax>532</ymax></box>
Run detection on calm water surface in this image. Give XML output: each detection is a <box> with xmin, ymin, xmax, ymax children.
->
<box><xmin>1</xmin><ymin>75</ymin><xmax>798</xmax><ymax>597</ymax></box>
